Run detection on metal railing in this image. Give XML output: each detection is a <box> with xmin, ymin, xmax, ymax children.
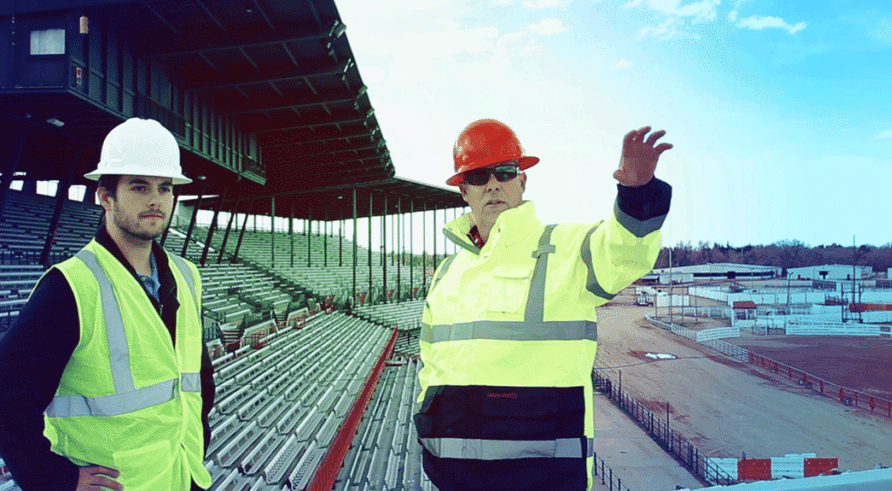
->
<box><xmin>593</xmin><ymin>371</ymin><xmax>736</xmax><ymax>487</ymax></box>
<box><xmin>748</xmin><ymin>352</ymin><xmax>892</xmax><ymax>419</ymax></box>
<box><xmin>591</xmin><ymin>450</ymin><xmax>634</xmax><ymax>491</ymax></box>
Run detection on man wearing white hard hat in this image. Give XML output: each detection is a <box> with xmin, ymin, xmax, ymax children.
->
<box><xmin>0</xmin><ymin>118</ymin><xmax>214</xmax><ymax>491</ymax></box>
<box><xmin>414</xmin><ymin>119</ymin><xmax>672</xmax><ymax>491</ymax></box>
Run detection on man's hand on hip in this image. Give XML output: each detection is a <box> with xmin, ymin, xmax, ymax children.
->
<box><xmin>614</xmin><ymin>126</ymin><xmax>673</xmax><ymax>187</ymax></box>
<box><xmin>76</xmin><ymin>465</ymin><xmax>123</xmax><ymax>491</ymax></box>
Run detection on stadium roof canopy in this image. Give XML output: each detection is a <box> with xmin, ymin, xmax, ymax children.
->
<box><xmin>0</xmin><ymin>0</ymin><xmax>464</xmax><ymax>221</ymax></box>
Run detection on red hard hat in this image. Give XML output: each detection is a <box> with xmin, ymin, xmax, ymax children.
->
<box><xmin>447</xmin><ymin>119</ymin><xmax>539</xmax><ymax>186</ymax></box>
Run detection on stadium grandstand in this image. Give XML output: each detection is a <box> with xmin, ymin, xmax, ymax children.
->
<box><xmin>0</xmin><ymin>0</ymin><xmax>463</xmax><ymax>489</ymax></box>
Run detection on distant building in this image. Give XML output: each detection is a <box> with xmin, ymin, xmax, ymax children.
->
<box><xmin>787</xmin><ymin>264</ymin><xmax>871</xmax><ymax>281</ymax></box>
<box><xmin>648</xmin><ymin>263</ymin><xmax>780</xmax><ymax>284</ymax></box>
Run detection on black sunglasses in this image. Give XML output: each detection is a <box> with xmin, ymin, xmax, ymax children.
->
<box><xmin>463</xmin><ymin>165</ymin><xmax>520</xmax><ymax>186</ymax></box>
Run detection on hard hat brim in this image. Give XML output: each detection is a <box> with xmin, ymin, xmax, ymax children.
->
<box><xmin>84</xmin><ymin>165</ymin><xmax>192</xmax><ymax>185</ymax></box>
<box><xmin>446</xmin><ymin>156</ymin><xmax>538</xmax><ymax>186</ymax></box>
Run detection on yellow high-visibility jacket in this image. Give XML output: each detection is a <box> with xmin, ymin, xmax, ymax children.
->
<box><xmin>416</xmin><ymin>185</ymin><xmax>668</xmax><ymax>491</ymax></box>
<box><xmin>43</xmin><ymin>240</ymin><xmax>211</xmax><ymax>491</ymax></box>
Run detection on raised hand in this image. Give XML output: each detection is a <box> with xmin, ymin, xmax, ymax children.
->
<box><xmin>613</xmin><ymin>126</ymin><xmax>673</xmax><ymax>187</ymax></box>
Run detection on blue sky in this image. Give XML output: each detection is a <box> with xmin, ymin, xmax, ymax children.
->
<box><xmin>335</xmin><ymin>0</ymin><xmax>892</xmax><ymax>248</ymax></box>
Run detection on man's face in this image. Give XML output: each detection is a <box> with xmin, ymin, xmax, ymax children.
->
<box><xmin>99</xmin><ymin>175</ymin><xmax>174</xmax><ymax>242</ymax></box>
<box><xmin>460</xmin><ymin>164</ymin><xmax>527</xmax><ymax>231</ymax></box>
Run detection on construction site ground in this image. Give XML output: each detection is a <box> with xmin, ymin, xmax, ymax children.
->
<box><xmin>591</xmin><ymin>288</ymin><xmax>892</xmax><ymax>487</ymax></box>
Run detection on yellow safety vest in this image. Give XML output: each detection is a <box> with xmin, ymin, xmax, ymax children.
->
<box><xmin>416</xmin><ymin>201</ymin><xmax>664</xmax><ymax>491</ymax></box>
<box><xmin>43</xmin><ymin>240</ymin><xmax>211</xmax><ymax>491</ymax></box>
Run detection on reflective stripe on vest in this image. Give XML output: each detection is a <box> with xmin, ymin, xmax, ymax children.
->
<box><xmin>422</xmin><ymin>320</ymin><xmax>597</xmax><ymax>343</ymax></box>
<box><xmin>420</xmin><ymin>437</ymin><xmax>594</xmax><ymax>460</ymax></box>
<box><xmin>169</xmin><ymin>254</ymin><xmax>200</xmax><ymax>325</ymax></box>
<box><xmin>421</xmin><ymin>225</ymin><xmax>597</xmax><ymax>343</ymax></box>
<box><xmin>525</xmin><ymin>225</ymin><xmax>556</xmax><ymax>322</ymax></box>
<box><xmin>580</xmin><ymin>224</ymin><xmax>617</xmax><ymax>301</ymax></box>
<box><xmin>45</xmin><ymin>250</ymin><xmax>201</xmax><ymax>418</ymax></box>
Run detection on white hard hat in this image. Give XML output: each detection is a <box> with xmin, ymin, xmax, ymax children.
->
<box><xmin>85</xmin><ymin>118</ymin><xmax>192</xmax><ymax>184</ymax></box>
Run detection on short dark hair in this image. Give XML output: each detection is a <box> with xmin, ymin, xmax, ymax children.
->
<box><xmin>97</xmin><ymin>175</ymin><xmax>121</xmax><ymax>199</ymax></box>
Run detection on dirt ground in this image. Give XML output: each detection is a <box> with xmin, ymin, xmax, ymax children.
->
<box><xmin>728</xmin><ymin>333</ymin><xmax>892</xmax><ymax>401</ymax></box>
<box><xmin>593</xmin><ymin>289</ymin><xmax>892</xmax><ymax>473</ymax></box>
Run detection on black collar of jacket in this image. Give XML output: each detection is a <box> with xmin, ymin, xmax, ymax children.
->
<box><xmin>94</xmin><ymin>225</ymin><xmax>182</xmax><ymax>344</ymax></box>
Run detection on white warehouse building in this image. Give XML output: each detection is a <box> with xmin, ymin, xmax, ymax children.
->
<box><xmin>648</xmin><ymin>263</ymin><xmax>781</xmax><ymax>284</ymax></box>
<box><xmin>787</xmin><ymin>264</ymin><xmax>872</xmax><ymax>281</ymax></box>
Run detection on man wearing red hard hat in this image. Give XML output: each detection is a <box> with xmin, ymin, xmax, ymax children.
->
<box><xmin>414</xmin><ymin>119</ymin><xmax>672</xmax><ymax>491</ymax></box>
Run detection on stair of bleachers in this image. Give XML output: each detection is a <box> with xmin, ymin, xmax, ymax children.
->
<box><xmin>205</xmin><ymin>312</ymin><xmax>393</xmax><ymax>490</ymax></box>
<box><xmin>334</xmin><ymin>358</ymin><xmax>435</xmax><ymax>491</ymax></box>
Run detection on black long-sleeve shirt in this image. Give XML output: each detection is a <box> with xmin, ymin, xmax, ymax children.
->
<box><xmin>0</xmin><ymin>226</ymin><xmax>215</xmax><ymax>491</ymax></box>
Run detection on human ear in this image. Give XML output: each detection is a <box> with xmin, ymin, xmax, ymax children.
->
<box><xmin>97</xmin><ymin>187</ymin><xmax>114</xmax><ymax>212</ymax></box>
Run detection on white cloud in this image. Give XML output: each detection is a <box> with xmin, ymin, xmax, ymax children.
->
<box><xmin>736</xmin><ymin>15</ymin><xmax>808</xmax><ymax>35</ymax></box>
<box><xmin>527</xmin><ymin>17</ymin><xmax>570</xmax><ymax>35</ymax></box>
<box><xmin>522</xmin><ymin>0</ymin><xmax>561</xmax><ymax>8</ymax></box>
<box><xmin>727</xmin><ymin>10</ymin><xmax>738</xmax><ymax>22</ymax></box>
<box><xmin>876</xmin><ymin>130</ymin><xmax>892</xmax><ymax>140</ymax></box>
<box><xmin>625</xmin><ymin>0</ymin><xmax>720</xmax><ymax>40</ymax></box>
<box><xmin>638</xmin><ymin>17</ymin><xmax>701</xmax><ymax>41</ymax></box>
<box><xmin>614</xmin><ymin>58</ymin><xmax>634</xmax><ymax>69</ymax></box>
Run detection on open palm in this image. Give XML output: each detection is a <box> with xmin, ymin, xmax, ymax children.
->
<box><xmin>613</xmin><ymin>126</ymin><xmax>673</xmax><ymax>187</ymax></box>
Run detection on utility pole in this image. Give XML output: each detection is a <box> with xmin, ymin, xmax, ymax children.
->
<box><xmin>669</xmin><ymin>248</ymin><xmax>673</xmax><ymax>325</ymax></box>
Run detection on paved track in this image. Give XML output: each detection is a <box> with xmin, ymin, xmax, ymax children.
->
<box><xmin>593</xmin><ymin>289</ymin><xmax>892</xmax><ymax>474</ymax></box>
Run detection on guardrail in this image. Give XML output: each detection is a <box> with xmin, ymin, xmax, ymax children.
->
<box><xmin>591</xmin><ymin>451</ymin><xmax>634</xmax><ymax>491</ymax></box>
<box><xmin>593</xmin><ymin>371</ymin><xmax>735</xmax><ymax>487</ymax></box>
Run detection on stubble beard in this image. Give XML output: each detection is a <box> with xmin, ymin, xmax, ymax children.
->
<box><xmin>112</xmin><ymin>207</ymin><xmax>168</xmax><ymax>242</ymax></box>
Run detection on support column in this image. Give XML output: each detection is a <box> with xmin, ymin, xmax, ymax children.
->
<box><xmin>200</xmin><ymin>187</ymin><xmax>228</xmax><ymax>267</ymax></box>
<box><xmin>181</xmin><ymin>179</ymin><xmax>206</xmax><ymax>258</ymax></box>
<box><xmin>382</xmin><ymin>193</ymin><xmax>387</xmax><ymax>302</ymax></box>
<box><xmin>368</xmin><ymin>192</ymin><xmax>373</xmax><ymax>304</ymax></box>
<box><xmin>217</xmin><ymin>192</ymin><xmax>243</xmax><ymax>264</ymax></box>
<box><xmin>397</xmin><ymin>196</ymin><xmax>401</xmax><ymax>304</ymax></box>
<box><xmin>351</xmin><ymin>187</ymin><xmax>357</xmax><ymax>308</ymax></box>
<box><xmin>41</xmin><ymin>147</ymin><xmax>81</xmax><ymax>267</ymax></box>
<box><xmin>432</xmin><ymin>204</ymin><xmax>437</xmax><ymax>271</ymax></box>
<box><xmin>307</xmin><ymin>205</ymin><xmax>312</xmax><ymax>267</ymax></box>
<box><xmin>443</xmin><ymin>207</ymin><xmax>448</xmax><ymax>259</ymax></box>
<box><xmin>422</xmin><ymin>201</ymin><xmax>427</xmax><ymax>293</ymax></box>
<box><xmin>232</xmin><ymin>198</ymin><xmax>255</xmax><ymax>263</ymax></box>
<box><xmin>409</xmin><ymin>199</ymin><xmax>414</xmax><ymax>299</ymax></box>
<box><xmin>0</xmin><ymin>128</ymin><xmax>28</xmax><ymax>215</ymax></box>
<box><xmin>82</xmin><ymin>180</ymin><xmax>98</xmax><ymax>203</ymax></box>
<box><xmin>290</xmin><ymin>201</ymin><xmax>295</xmax><ymax>268</ymax></box>
<box><xmin>270</xmin><ymin>196</ymin><xmax>276</xmax><ymax>267</ymax></box>
<box><xmin>338</xmin><ymin>218</ymin><xmax>343</xmax><ymax>267</ymax></box>
<box><xmin>323</xmin><ymin>206</ymin><xmax>328</xmax><ymax>268</ymax></box>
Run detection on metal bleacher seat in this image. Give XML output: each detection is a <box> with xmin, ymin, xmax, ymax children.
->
<box><xmin>286</xmin><ymin>445</ymin><xmax>325</xmax><ymax>491</ymax></box>
<box><xmin>263</xmin><ymin>434</ymin><xmax>301</xmax><ymax>484</ymax></box>
<box><xmin>215</xmin><ymin>421</ymin><xmax>264</xmax><ymax>468</ymax></box>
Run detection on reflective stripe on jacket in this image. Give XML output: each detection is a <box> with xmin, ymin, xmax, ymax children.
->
<box><xmin>416</xmin><ymin>199</ymin><xmax>665</xmax><ymax>491</ymax></box>
<box><xmin>43</xmin><ymin>240</ymin><xmax>211</xmax><ymax>491</ymax></box>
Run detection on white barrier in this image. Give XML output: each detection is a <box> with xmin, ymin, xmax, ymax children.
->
<box><xmin>696</xmin><ymin>327</ymin><xmax>740</xmax><ymax>342</ymax></box>
<box><xmin>786</xmin><ymin>322</ymin><xmax>888</xmax><ymax>336</ymax></box>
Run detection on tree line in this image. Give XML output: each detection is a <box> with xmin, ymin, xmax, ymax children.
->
<box><xmin>652</xmin><ymin>240</ymin><xmax>892</xmax><ymax>274</ymax></box>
